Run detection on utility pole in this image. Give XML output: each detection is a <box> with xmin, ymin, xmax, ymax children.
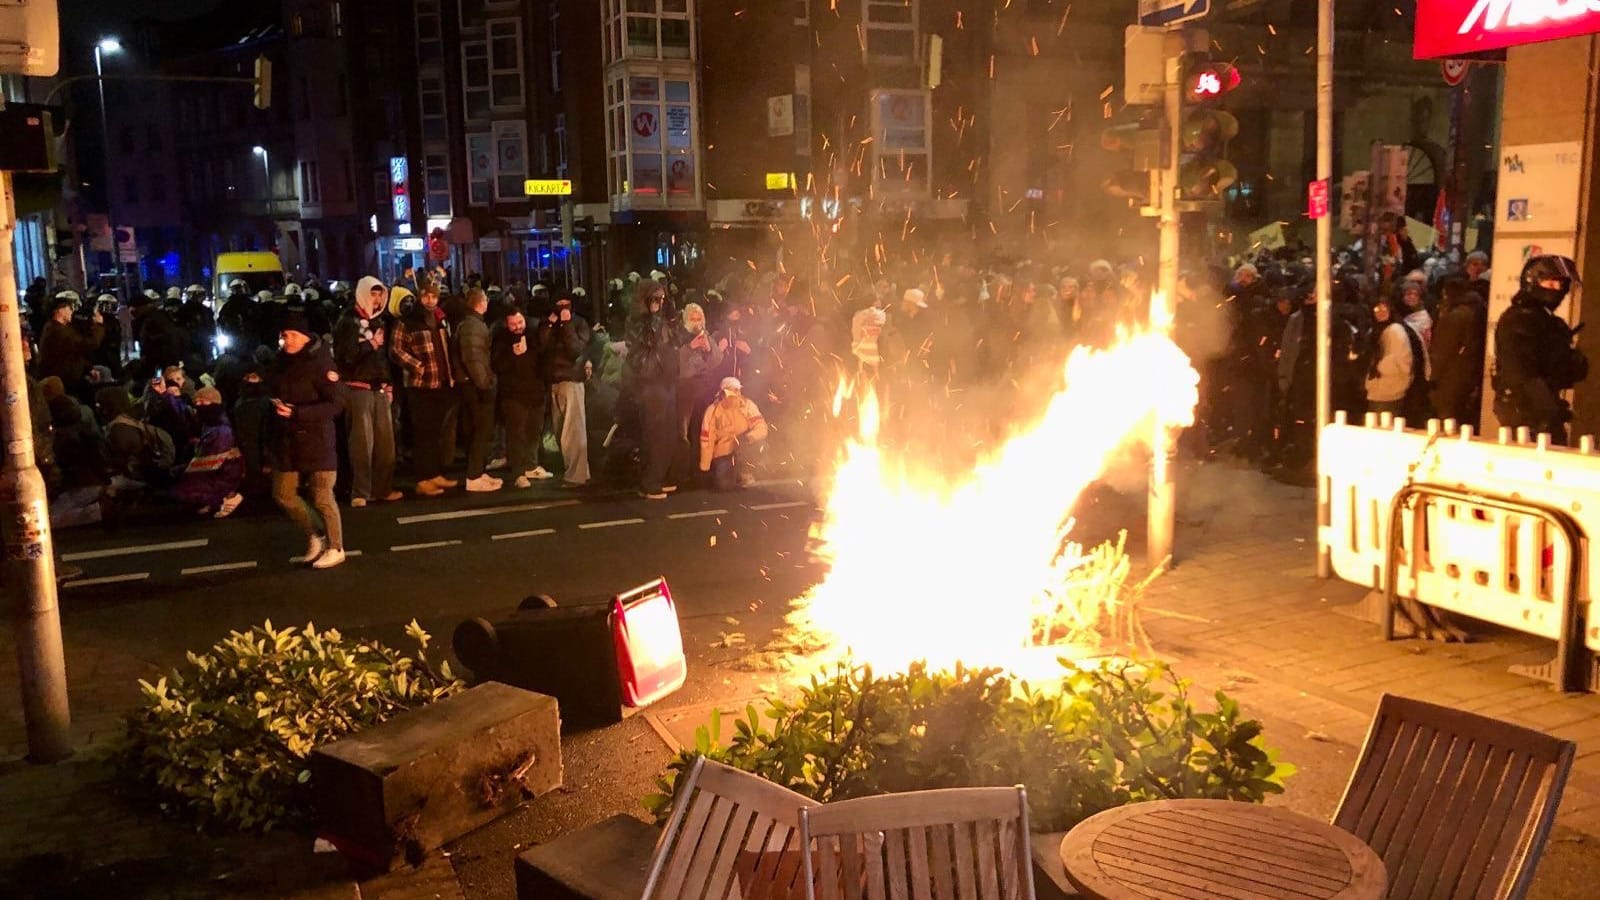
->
<box><xmin>1314</xmin><ymin>0</ymin><xmax>1336</xmax><ymax>579</ymax></box>
<box><xmin>0</xmin><ymin>171</ymin><xmax>72</xmax><ymax>762</ymax></box>
<box><xmin>1148</xmin><ymin>42</ymin><xmax>1183</xmax><ymax>570</ymax></box>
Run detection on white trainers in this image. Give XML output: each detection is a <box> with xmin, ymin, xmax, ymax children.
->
<box><xmin>350</xmin><ymin>497</ymin><xmax>367</xmax><ymax>508</ymax></box>
<box><xmin>214</xmin><ymin>493</ymin><xmax>243</xmax><ymax>519</ymax></box>
<box><xmin>304</xmin><ymin>534</ymin><xmax>326</xmax><ymax>564</ymax></box>
<box><xmin>525</xmin><ymin>466</ymin><xmax>555</xmax><ymax>480</ymax></box>
<box><xmin>311</xmin><ymin>548</ymin><xmax>346</xmax><ymax>570</ymax></box>
<box><xmin>466</xmin><ymin>474</ymin><xmax>503</xmax><ymax>492</ymax></box>
<box><xmin>514</xmin><ymin>475</ymin><xmax>533</xmax><ymax>489</ymax></box>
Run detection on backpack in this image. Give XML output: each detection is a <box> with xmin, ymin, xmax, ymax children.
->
<box><xmin>112</xmin><ymin>415</ymin><xmax>176</xmax><ymax>476</ymax></box>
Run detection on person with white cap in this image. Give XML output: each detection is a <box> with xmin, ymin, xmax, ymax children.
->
<box><xmin>699</xmin><ymin>376</ymin><xmax>767</xmax><ymax>491</ymax></box>
<box><xmin>335</xmin><ymin>277</ymin><xmax>404</xmax><ymax>506</ymax></box>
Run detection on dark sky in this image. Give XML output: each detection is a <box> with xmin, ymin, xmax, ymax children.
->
<box><xmin>58</xmin><ymin>0</ymin><xmax>226</xmax><ymax>73</ymax></box>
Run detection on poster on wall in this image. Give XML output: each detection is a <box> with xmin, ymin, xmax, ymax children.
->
<box><xmin>1495</xmin><ymin>142</ymin><xmax>1584</xmax><ymax>235</ymax></box>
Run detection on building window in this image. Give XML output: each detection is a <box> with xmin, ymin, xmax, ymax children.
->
<box><xmin>340</xmin><ymin>151</ymin><xmax>356</xmax><ymax>202</ymax></box>
<box><xmin>301</xmin><ymin>160</ymin><xmax>322</xmax><ymax>204</ymax></box>
<box><xmin>555</xmin><ymin>113</ymin><xmax>569</xmax><ymax>179</ymax></box>
<box><xmin>462</xmin><ymin>40</ymin><xmax>491</xmax><ymax>121</ymax></box>
<box><xmin>423</xmin><ymin>153</ymin><xmax>452</xmax><ymax>217</ymax></box>
<box><xmin>331</xmin><ymin>1</ymin><xmax>343</xmax><ymax>36</ymax></box>
<box><xmin>795</xmin><ymin>64</ymin><xmax>812</xmax><ymax>156</ymax></box>
<box><xmin>796</xmin><ymin>0</ymin><xmax>809</xmax><ymax>24</ymax></box>
<box><xmin>488</xmin><ymin>19</ymin><xmax>524</xmax><ymax>110</ymax></box>
<box><xmin>492</xmin><ymin>120</ymin><xmax>528</xmax><ymax>202</ymax></box>
<box><xmin>549</xmin><ymin>3</ymin><xmax>563</xmax><ymax>93</ymax></box>
<box><xmin>292</xmin><ymin>13</ymin><xmax>304</xmax><ymax>35</ymax></box>
<box><xmin>870</xmin><ymin>88</ymin><xmax>931</xmax><ymax>196</ymax></box>
<box><xmin>611</xmin><ymin>74</ymin><xmax>695</xmax><ymax>199</ymax></box>
<box><xmin>864</xmin><ymin>0</ymin><xmax>917</xmax><ymax>63</ymax></box>
<box><xmin>416</xmin><ymin>0</ymin><xmax>443</xmax><ymax>65</ymax></box>
<box><xmin>420</xmin><ymin>71</ymin><xmax>448</xmax><ymax>142</ymax></box>
<box><xmin>467</xmin><ymin>132</ymin><xmax>493</xmax><ymax>206</ymax></box>
<box><xmin>605</xmin><ymin>0</ymin><xmax>693</xmax><ymax>63</ymax></box>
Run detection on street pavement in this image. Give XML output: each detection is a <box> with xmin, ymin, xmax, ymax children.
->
<box><xmin>7</xmin><ymin>461</ymin><xmax>1600</xmax><ymax>897</ymax></box>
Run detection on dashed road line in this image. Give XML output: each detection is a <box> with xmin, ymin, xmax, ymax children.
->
<box><xmin>391</xmin><ymin>540</ymin><xmax>463</xmax><ymax>552</ymax></box>
<box><xmin>62</xmin><ymin>538</ymin><xmax>209</xmax><ymax>562</ymax></box>
<box><xmin>579</xmin><ymin>518</ymin><xmax>645</xmax><ymax>530</ymax></box>
<box><xmin>62</xmin><ymin>573</ymin><xmax>150</xmax><ymax>589</ymax></box>
<box><xmin>746</xmin><ymin>501</ymin><xmax>811</xmax><ymax>512</ymax></box>
<box><xmin>181</xmin><ymin>561</ymin><xmax>259</xmax><ymax>577</ymax></box>
<box><xmin>668</xmin><ymin>509</ymin><xmax>729</xmax><ymax>520</ymax></box>
<box><xmin>396</xmin><ymin>499</ymin><xmax>581</xmax><ymax>526</ymax></box>
<box><xmin>491</xmin><ymin>528</ymin><xmax>556</xmax><ymax>541</ymax></box>
<box><xmin>289</xmin><ymin>550</ymin><xmax>365</xmax><ymax>563</ymax></box>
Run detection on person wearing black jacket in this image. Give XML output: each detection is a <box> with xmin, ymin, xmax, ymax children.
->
<box><xmin>453</xmin><ymin>288</ymin><xmax>500</xmax><ymax>491</ymax></box>
<box><xmin>37</xmin><ymin>296</ymin><xmax>105</xmax><ymax>388</ymax></box>
<box><xmin>626</xmin><ymin>280</ymin><xmax>680</xmax><ymax>499</ymax></box>
<box><xmin>539</xmin><ymin>295</ymin><xmax>592</xmax><ymax>486</ymax></box>
<box><xmin>1429</xmin><ymin>277</ymin><xmax>1488</xmax><ymax>429</ymax></box>
<box><xmin>334</xmin><ymin>277</ymin><xmax>402</xmax><ymax>506</ymax></box>
<box><xmin>217</xmin><ymin>281</ymin><xmax>260</xmax><ymax>357</ymax></box>
<box><xmin>493</xmin><ymin>309</ymin><xmax>553</xmax><ymax>488</ymax></box>
<box><xmin>1493</xmin><ymin>255</ymin><xmax>1588</xmax><ymax>445</ymax></box>
<box><xmin>268</xmin><ymin>311</ymin><xmax>348</xmax><ymax>569</ymax></box>
<box><xmin>130</xmin><ymin>293</ymin><xmax>186</xmax><ymax>371</ymax></box>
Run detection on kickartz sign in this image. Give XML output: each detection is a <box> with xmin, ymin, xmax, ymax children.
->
<box><xmin>1416</xmin><ymin>0</ymin><xmax>1600</xmax><ymax>58</ymax></box>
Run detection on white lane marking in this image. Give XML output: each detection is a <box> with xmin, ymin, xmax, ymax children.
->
<box><xmin>181</xmin><ymin>561</ymin><xmax>259</xmax><ymax>576</ymax></box>
<box><xmin>396</xmin><ymin>500</ymin><xmax>581</xmax><ymax>526</ymax></box>
<box><xmin>747</xmin><ymin>501</ymin><xmax>811</xmax><ymax>512</ymax></box>
<box><xmin>62</xmin><ymin>573</ymin><xmax>150</xmax><ymax>589</ymax></box>
<box><xmin>391</xmin><ymin>540</ymin><xmax>463</xmax><ymax>552</ymax></box>
<box><xmin>748</xmin><ymin>478</ymin><xmax>805</xmax><ymax>488</ymax></box>
<box><xmin>579</xmin><ymin>518</ymin><xmax>645</xmax><ymax>530</ymax></box>
<box><xmin>492</xmin><ymin>528</ymin><xmax>557</xmax><ymax>541</ymax></box>
<box><xmin>62</xmin><ymin>538</ymin><xmax>209</xmax><ymax>562</ymax></box>
<box><xmin>668</xmin><ymin>509</ymin><xmax>730</xmax><ymax>520</ymax></box>
<box><xmin>289</xmin><ymin>550</ymin><xmax>365</xmax><ymax>563</ymax></box>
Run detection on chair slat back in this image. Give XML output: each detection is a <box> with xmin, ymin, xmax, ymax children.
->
<box><xmin>643</xmin><ymin>757</ymin><xmax>819</xmax><ymax>900</ymax></box>
<box><xmin>800</xmin><ymin>787</ymin><xmax>1035</xmax><ymax>900</ymax></box>
<box><xmin>1333</xmin><ymin>694</ymin><xmax>1575</xmax><ymax>900</ymax></box>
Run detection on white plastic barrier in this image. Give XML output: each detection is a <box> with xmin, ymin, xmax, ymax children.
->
<box><xmin>1319</xmin><ymin>413</ymin><xmax>1599</xmax><ymax>663</ymax></box>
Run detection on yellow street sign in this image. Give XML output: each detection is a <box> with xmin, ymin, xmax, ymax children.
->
<box><xmin>524</xmin><ymin>179</ymin><xmax>573</xmax><ymax>196</ymax></box>
<box><xmin>765</xmin><ymin>172</ymin><xmax>792</xmax><ymax>190</ymax></box>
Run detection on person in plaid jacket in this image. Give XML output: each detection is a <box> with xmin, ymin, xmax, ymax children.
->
<box><xmin>390</xmin><ymin>282</ymin><xmax>458</xmax><ymax>495</ymax></box>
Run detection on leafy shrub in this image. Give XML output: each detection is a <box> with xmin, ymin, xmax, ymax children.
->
<box><xmin>646</xmin><ymin>658</ymin><xmax>1293</xmax><ymax>832</ymax></box>
<box><xmin>118</xmin><ymin>619</ymin><xmax>464</xmax><ymax>832</ymax></box>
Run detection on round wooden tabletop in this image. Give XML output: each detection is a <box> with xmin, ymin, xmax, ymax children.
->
<box><xmin>1059</xmin><ymin>799</ymin><xmax>1387</xmax><ymax>900</ymax></box>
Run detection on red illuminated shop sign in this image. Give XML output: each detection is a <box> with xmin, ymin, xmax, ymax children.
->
<box><xmin>1415</xmin><ymin>0</ymin><xmax>1600</xmax><ymax>59</ymax></box>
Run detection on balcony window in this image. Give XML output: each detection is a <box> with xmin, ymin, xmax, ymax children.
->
<box><xmin>606</xmin><ymin>0</ymin><xmax>694</xmax><ymax>63</ymax></box>
<box><xmin>416</xmin><ymin>0</ymin><xmax>443</xmax><ymax>65</ymax></box>
<box><xmin>864</xmin><ymin>0</ymin><xmax>916</xmax><ymax>63</ymax></box>
<box><xmin>463</xmin><ymin>40</ymin><xmax>491</xmax><ymax>121</ymax></box>
<box><xmin>420</xmin><ymin>71</ymin><xmax>449</xmax><ymax>142</ymax></box>
<box><xmin>423</xmin><ymin>153</ymin><xmax>452</xmax><ymax>218</ymax></box>
<box><xmin>467</xmin><ymin>132</ymin><xmax>493</xmax><ymax>206</ymax></box>
<box><xmin>488</xmin><ymin>19</ymin><xmax>524</xmax><ymax>109</ymax></box>
<box><xmin>492</xmin><ymin>120</ymin><xmax>528</xmax><ymax>202</ymax></box>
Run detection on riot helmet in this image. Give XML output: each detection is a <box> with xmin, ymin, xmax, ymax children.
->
<box><xmin>1521</xmin><ymin>255</ymin><xmax>1580</xmax><ymax>309</ymax></box>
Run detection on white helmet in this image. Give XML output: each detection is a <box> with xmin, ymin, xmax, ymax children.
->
<box><xmin>165</xmin><ymin>286</ymin><xmax>182</xmax><ymax>300</ymax></box>
<box><xmin>185</xmin><ymin>283</ymin><xmax>206</xmax><ymax>295</ymax></box>
<box><xmin>304</xmin><ymin>288</ymin><xmax>320</xmax><ymax>302</ymax></box>
<box><xmin>572</xmin><ymin>286</ymin><xmax>587</xmax><ymax>298</ymax></box>
<box><xmin>143</xmin><ymin>288</ymin><xmax>161</xmax><ymax>301</ymax></box>
<box><xmin>229</xmin><ymin>279</ymin><xmax>248</xmax><ymax>293</ymax></box>
<box><xmin>329</xmin><ymin>281</ymin><xmax>350</xmax><ymax>294</ymax></box>
<box><xmin>285</xmin><ymin>283</ymin><xmax>302</xmax><ymax>296</ymax></box>
<box><xmin>649</xmin><ymin>269</ymin><xmax>667</xmax><ymax>282</ymax></box>
<box><xmin>96</xmin><ymin>293</ymin><xmax>116</xmax><ymax>304</ymax></box>
<box><xmin>256</xmin><ymin>290</ymin><xmax>275</xmax><ymax>302</ymax></box>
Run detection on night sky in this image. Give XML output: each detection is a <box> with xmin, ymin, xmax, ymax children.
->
<box><xmin>59</xmin><ymin>0</ymin><xmax>224</xmax><ymax>69</ymax></box>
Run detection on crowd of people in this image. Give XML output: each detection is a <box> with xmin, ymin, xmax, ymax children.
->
<box><xmin>14</xmin><ymin>226</ymin><xmax>1586</xmax><ymax>568</ymax></box>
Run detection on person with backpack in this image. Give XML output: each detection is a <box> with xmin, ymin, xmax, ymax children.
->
<box><xmin>267</xmin><ymin>312</ymin><xmax>348</xmax><ymax>570</ymax></box>
<box><xmin>1365</xmin><ymin>296</ymin><xmax>1431</xmax><ymax>423</ymax></box>
<box><xmin>96</xmin><ymin>385</ymin><xmax>176</xmax><ymax>488</ymax></box>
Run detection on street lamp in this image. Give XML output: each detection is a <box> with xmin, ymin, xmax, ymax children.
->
<box><xmin>252</xmin><ymin>145</ymin><xmax>270</xmax><ymax>202</ymax></box>
<box><xmin>94</xmin><ymin>37</ymin><xmax>127</xmax><ymax>299</ymax></box>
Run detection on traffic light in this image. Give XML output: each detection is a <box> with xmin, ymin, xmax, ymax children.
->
<box><xmin>1177</xmin><ymin>59</ymin><xmax>1239</xmax><ymax>203</ymax></box>
<box><xmin>253</xmin><ymin>56</ymin><xmax>273</xmax><ymax>110</ymax></box>
<box><xmin>1100</xmin><ymin>108</ymin><xmax>1164</xmax><ymax>211</ymax></box>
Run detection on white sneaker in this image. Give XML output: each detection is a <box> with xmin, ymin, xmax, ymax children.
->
<box><xmin>350</xmin><ymin>497</ymin><xmax>367</xmax><ymax>508</ymax></box>
<box><xmin>487</xmin><ymin>457</ymin><xmax>508</xmax><ymax>472</ymax></box>
<box><xmin>466</xmin><ymin>474</ymin><xmax>503</xmax><ymax>492</ymax></box>
<box><xmin>514</xmin><ymin>475</ymin><xmax>533</xmax><ymax>489</ymax></box>
<box><xmin>311</xmin><ymin>548</ymin><xmax>346</xmax><ymax>570</ymax></box>
<box><xmin>304</xmin><ymin>534</ymin><xmax>326</xmax><ymax>564</ymax></box>
<box><xmin>525</xmin><ymin>466</ymin><xmax>555</xmax><ymax>480</ymax></box>
<box><xmin>214</xmin><ymin>493</ymin><xmax>243</xmax><ymax>519</ymax></box>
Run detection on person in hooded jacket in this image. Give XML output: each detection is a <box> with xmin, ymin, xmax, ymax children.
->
<box><xmin>1364</xmin><ymin>296</ymin><xmax>1431</xmax><ymax>422</ymax></box>
<box><xmin>267</xmin><ymin>311</ymin><xmax>347</xmax><ymax>569</ymax></box>
<box><xmin>171</xmin><ymin>386</ymin><xmax>244</xmax><ymax>518</ymax></box>
<box><xmin>1494</xmin><ymin>255</ymin><xmax>1588</xmax><ymax>444</ymax></box>
<box><xmin>675</xmin><ymin>301</ymin><xmax>724</xmax><ymax>484</ymax></box>
<box><xmin>453</xmin><ymin>287</ymin><xmax>501</xmax><ymax>491</ymax></box>
<box><xmin>335</xmin><ymin>277</ymin><xmax>403</xmax><ymax>506</ymax></box>
<box><xmin>539</xmin><ymin>294</ymin><xmax>592</xmax><ymax>487</ymax></box>
<box><xmin>492</xmin><ymin>309</ymin><xmax>554</xmax><ymax>487</ymax></box>
<box><xmin>232</xmin><ymin>367</ymin><xmax>274</xmax><ymax>508</ymax></box>
<box><xmin>626</xmin><ymin>279</ymin><xmax>679</xmax><ymax>499</ymax></box>
<box><xmin>1429</xmin><ymin>277</ymin><xmax>1488</xmax><ymax>429</ymax></box>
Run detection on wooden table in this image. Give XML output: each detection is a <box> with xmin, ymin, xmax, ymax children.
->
<box><xmin>1058</xmin><ymin>799</ymin><xmax>1386</xmax><ymax>900</ymax></box>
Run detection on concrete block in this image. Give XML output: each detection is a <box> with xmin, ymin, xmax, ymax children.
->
<box><xmin>312</xmin><ymin>681</ymin><xmax>562</xmax><ymax>869</ymax></box>
<box><xmin>515</xmin><ymin>813</ymin><xmax>658</xmax><ymax>900</ymax></box>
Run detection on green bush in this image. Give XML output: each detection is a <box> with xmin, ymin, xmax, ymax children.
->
<box><xmin>646</xmin><ymin>658</ymin><xmax>1293</xmax><ymax>832</ymax></box>
<box><xmin>118</xmin><ymin>619</ymin><xmax>464</xmax><ymax>832</ymax></box>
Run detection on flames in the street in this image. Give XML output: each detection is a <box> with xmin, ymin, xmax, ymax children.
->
<box><xmin>793</xmin><ymin>316</ymin><xmax>1198</xmax><ymax>674</ymax></box>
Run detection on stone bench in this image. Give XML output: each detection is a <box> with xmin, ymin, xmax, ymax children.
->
<box><xmin>514</xmin><ymin>813</ymin><xmax>660</xmax><ymax>900</ymax></box>
<box><xmin>312</xmin><ymin>681</ymin><xmax>562</xmax><ymax>870</ymax></box>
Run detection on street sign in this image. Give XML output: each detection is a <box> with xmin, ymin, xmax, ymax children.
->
<box><xmin>1441</xmin><ymin>59</ymin><xmax>1469</xmax><ymax>86</ymax></box>
<box><xmin>1138</xmin><ymin>0</ymin><xmax>1210</xmax><ymax>28</ymax></box>
<box><xmin>524</xmin><ymin>179</ymin><xmax>573</xmax><ymax>196</ymax></box>
<box><xmin>1308</xmin><ymin>179</ymin><xmax>1330</xmax><ymax>219</ymax></box>
<box><xmin>765</xmin><ymin>172</ymin><xmax>792</xmax><ymax>190</ymax></box>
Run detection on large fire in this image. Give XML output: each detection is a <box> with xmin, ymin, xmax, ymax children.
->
<box><xmin>790</xmin><ymin>318</ymin><xmax>1198</xmax><ymax>675</ymax></box>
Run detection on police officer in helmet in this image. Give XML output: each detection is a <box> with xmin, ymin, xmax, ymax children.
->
<box><xmin>1493</xmin><ymin>255</ymin><xmax>1588</xmax><ymax>444</ymax></box>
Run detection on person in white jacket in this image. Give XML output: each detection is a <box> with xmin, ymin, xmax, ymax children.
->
<box><xmin>1366</xmin><ymin>297</ymin><xmax>1430</xmax><ymax>420</ymax></box>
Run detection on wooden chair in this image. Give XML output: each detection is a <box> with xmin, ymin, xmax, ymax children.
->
<box><xmin>642</xmin><ymin>756</ymin><xmax>820</xmax><ymax>900</ymax></box>
<box><xmin>799</xmin><ymin>786</ymin><xmax>1035</xmax><ymax>900</ymax></box>
<box><xmin>1334</xmin><ymin>693</ymin><xmax>1575</xmax><ymax>899</ymax></box>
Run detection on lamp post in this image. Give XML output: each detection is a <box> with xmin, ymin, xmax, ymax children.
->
<box><xmin>252</xmin><ymin>145</ymin><xmax>270</xmax><ymax>201</ymax></box>
<box><xmin>94</xmin><ymin>37</ymin><xmax>126</xmax><ymax>300</ymax></box>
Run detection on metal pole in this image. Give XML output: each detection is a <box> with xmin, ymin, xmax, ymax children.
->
<box><xmin>1149</xmin><ymin>46</ymin><xmax>1182</xmax><ymax>570</ymax></box>
<box><xmin>1314</xmin><ymin>0</ymin><xmax>1335</xmax><ymax>579</ymax></box>
<box><xmin>0</xmin><ymin>171</ymin><xmax>72</xmax><ymax>762</ymax></box>
<box><xmin>95</xmin><ymin>46</ymin><xmax>125</xmax><ymax>303</ymax></box>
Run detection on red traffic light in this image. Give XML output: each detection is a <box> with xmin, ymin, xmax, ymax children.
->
<box><xmin>1186</xmin><ymin>63</ymin><xmax>1240</xmax><ymax>100</ymax></box>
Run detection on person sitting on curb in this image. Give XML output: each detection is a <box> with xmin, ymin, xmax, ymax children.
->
<box><xmin>698</xmin><ymin>376</ymin><xmax>768</xmax><ymax>491</ymax></box>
